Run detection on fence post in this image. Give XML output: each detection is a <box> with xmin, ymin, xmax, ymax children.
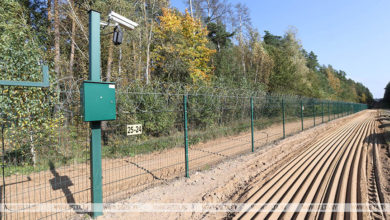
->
<box><xmin>343</xmin><ymin>103</ymin><xmax>347</xmax><ymax>116</ymax></box>
<box><xmin>350</xmin><ymin>103</ymin><xmax>352</xmax><ymax>114</ymax></box>
<box><xmin>183</xmin><ymin>95</ymin><xmax>189</xmax><ymax>178</ymax></box>
<box><xmin>337</xmin><ymin>102</ymin><xmax>342</xmax><ymax>118</ymax></box>
<box><xmin>337</xmin><ymin>102</ymin><xmax>339</xmax><ymax>118</ymax></box>
<box><xmin>250</xmin><ymin>97</ymin><xmax>254</xmax><ymax>152</ymax></box>
<box><xmin>313</xmin><ymin>101</ymin><xmax>316</xmax><ymax>127</ymax></box>
<box><xmin>338</xmin><ymin>102</ymin><xmax>340</xmax><ymax>118</ymax></box>
<box><xmin>328</xmin><ymin>101</ymin><xmax>330</xmax><ymax>121</ymax></box>
<box><xmin>301</xmin><ymin>100</ymin><xmax>304</xmax><ymax>131</ymax></box>
<box><xmin>282</xmin><ymin>98</ymin><xmax>285</xmax><ymax>139</ymax></box>
<box><xmin>321</xmin><ymin>101</ymin><xmax>324</xmax><ymax>123</ymax></box>
<box><xmin>88</xmin><ymin>10</ymin><xmax>103</xmax><ymax>218</ymax></box>
<box><xmin>339</xmin><ymin>102</ymin><xmax>341</xmax><ymax>118</ymax></box>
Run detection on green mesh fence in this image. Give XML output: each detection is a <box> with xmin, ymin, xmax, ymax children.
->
<box><xmin>0</xmin><ymin>84</ymin><xmax>368</xmax><ymax>219</ymax></box>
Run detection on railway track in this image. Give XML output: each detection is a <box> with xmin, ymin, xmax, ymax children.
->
<box><xmin>232</xmin><ymin>111</ymin><xmax>385</xmax><ymax>220</ymax></box>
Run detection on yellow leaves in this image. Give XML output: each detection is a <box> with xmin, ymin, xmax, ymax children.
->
<box><xmin>361</xmin><ymin>93</ymin><xmax>367</xmax><ymax>103</ymax></box>
<box><xmin>158</xmin><ymin>8</ymin><xmax>182</xmax><ymax>32</ymax></box>
<box><xmin>153</xmin><ymin>8</ymin><xmax>216</xmax><ymax>83</ymax></box>
<box><xmin>326</xmin><ymin>68</ymin><xmax>341</xmax><ymax>93</ymax></box>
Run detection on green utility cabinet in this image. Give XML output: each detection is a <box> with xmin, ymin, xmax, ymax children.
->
<box><xmin>82</xmin><ymin>81</ymin><xmax>116</xmax><ymax>122</ymax></box>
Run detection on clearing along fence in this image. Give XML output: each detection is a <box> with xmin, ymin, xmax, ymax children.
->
<box><xmin>0</xmin><ymin>82</ymin><xmax>367</xmax><ymax>219</ymax></box>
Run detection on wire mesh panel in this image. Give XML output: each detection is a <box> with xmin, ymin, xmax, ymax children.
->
<box><xmin>102</xmin><ymin>92</ymin><xmax>185</xmax><ymax>202</ymax></box>
<box><xmin>0</xmin><ymin>83</ymin><xmax>368</xmax><ymax>220</ymax></box>
<box><xmin>284</xmin><ymin>97</ymin><xmax>302</xmax><ymax>137</ymax></box>
<box><xmin>301</xmin><ymin>99</ymin><xmax>313</xmax><ymax>130</ymax></box>
<box><xmin>187</xmin><ymin>94</ymin><xmax>252</xmax><ymax>171</ymax></box>
<box><xmin>0</xmin><ymin>88</ymin><xmax>91</xmax><ymax>220</ymax></box>
<box><xmin>318</xmin><ymin>101</ymin><xmax>325</xmax><ymax>124</ymax></box>
<box><xmin>252</xmin><ymin>95</ymin><xmax>284</xmax><ymax>149</ymax></box>
<box><xmin>326</xmin><ymin>101</ymin><xmax>331</xmax><ymax>122</ymax></box>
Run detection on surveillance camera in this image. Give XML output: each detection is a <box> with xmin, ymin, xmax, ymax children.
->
<box><xmin>108</xmin><ymin>11</ymin><xmax>139</xmax><ymax>30</ymax></box>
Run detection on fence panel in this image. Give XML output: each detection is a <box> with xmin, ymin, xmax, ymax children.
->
<box><xmin>252</xmin><ymin>95</ymin><xmax>284</xmax><ymax>148</ymax></box>
<box><xmin>187</xmin><ymin>94</ymin><xmax>251</xmax><ymax>171</ymax></box>
<box><xmin>1</xmin><ymin>88</ymin><xmax>91</xmax><ymax>220</ymax></box>
<box><xmin>0</xmin><ymin>85</ymin><xmax>368</xmax><ymax>220</ymax></box>
<box><xmin>284</xmin><ymin>97</ymin><xmax>302</xmax><ymax>137</ymax></box>
<box><xmin>102</xmin><ymin>92</ymin><xmax>185</xmax><ymax>202</ymax></box>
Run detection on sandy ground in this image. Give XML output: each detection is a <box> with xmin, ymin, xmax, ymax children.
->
<box><xmin>95</xmin><ymin>112</ymin><xmax>364</xmax><ymax>220</ymax></box>
<box><xmin>0</xmin><ymin>111</ymin><xmax>355</xmax><ymax>220</ymax></box>
<box><xmin>375</xmin><ymin>110</ymin><xmax>390</xmax><ymax>219</ymax></box>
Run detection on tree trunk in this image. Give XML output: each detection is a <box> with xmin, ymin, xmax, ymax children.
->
<box><xmin>206</xmin><ymin>0</ymin><xmax>211</xmax><ymax>18</ymax></box>
<box><xmin>69</xmin><ymin>0</ymin><xmax>76</xmax><ymax>78</ymax></box>
<box><xmin>30</xmin><ymin>133</ymin><xmax>36</xmax><ymax>167</ymax></box>
<box><xmin>118</xmin><ymin>46</ymin><xmax>122</xmax><ymax>76</ymax></box>
<box><xmin>47</xmin><ymin>0</ymin><xmax>52</xmax><ymax>35</ymax></box>
<box><xmin>102</xmin><ymin>41</ymin><xmax>114</xmax><ymax>145</ymax></box>
<box><xmin>106</xmin><ymin>41</ymin><xmax>113</xmax><ymax>81</ymax></box>
<box><xmin>46</xmin><ymin>0</ymin><xmax>52</xmax><ymax>61</ymax></box>
<box><xmin>144</xmin><ymin>26</ymin><xmax>152</xmax><ymax>84</ymax></box>
<box><xmin>255</xmin><ymin>61</ymin><xmax>259</xmax><ymax>83</ymax></box>
<box><xmin>143</xmin><ymin>0</ymin><xmax>153</xmax><ymax>84</ymax></box>
<box><xmin>132</xmin><ymin>41</ymin><xmax>137</xmax><ymax>80</ymax></box>
<box><xmin>239</xmin><ymin>15</ymin><xmax>246</xmax><ymax>76</ymax></box>
<box><xmin>189</xmin><ymin>0</ymin><xmax>193</xmax><ymax>17</ymax></box>
<box><xmin>54</xmin><ymin>0</ymin><xmax>60</xmax><ymax>81</ymax></box>
<box><xmin>138</xmin><ymin>31</ymin><xmax>142</xmax><ymax>80</ymax></box>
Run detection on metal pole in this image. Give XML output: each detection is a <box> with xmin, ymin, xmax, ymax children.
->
<box><xmin>183</xmin><ymin>95</ymin><xmax>189</xmax><ymax>178</ymax></box>
<box><xmin>300</xmin><ymin>100</ymin><xmax>303</xmax><ymax>131</ymax></box>
<box><xmin>282</xmin><ymin>98</ymin><xmax>285</xmax><ymax>139</ymax></box>
<box><xmin>313</xmin><ymin>101</ymin><xmax>316</xmax><ymax>127</ymax></box>
<box><xmin>328</xmin><ymin>101</ymin><xmax>330</xmax><ymax>121</ymax></box>
<box><xmin>338</xmin><ymin>102</ymin><xmax>340</xmax><ymax>118</ymax></box>
<box><xmin>340</xmin><ymin>102</ymin><xmax>341</xmax><ymax>117</ymax></box>
<box><xmin>344</xmin><ymin>103</ymin><xmax>346</xmax><ymax>116</ymax></box>
<box><xmin>250</xmin><ymin>97</ymin><xmax>254</xmax><ymax>152</ymax></box>
<box><xmin>343</xmin><ymin>103</ymin><xmax>347</xmax><ymax>116</ymax></box>
<box><xmin>321</xmin><ymin>102</ymin><xmax>324</xmax><ymax>123</ymax></box>
<box><xmin>350</xmin><ymin>103</ymin><xmax>352</xmax><ymax>114</ymax></box>
<box><xmin>339</xmin><ymin>103</ymin><xmax>340</xmax><ymax>118</ymax></box>
<box><xmin>88</xmin><ymin>10</ymin><xmax>103</xmax><ymax>218</ymax></box>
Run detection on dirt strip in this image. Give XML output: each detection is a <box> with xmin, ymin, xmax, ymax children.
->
<box><xmin>232</xmin><ymin>111</ymin><xmax>376</xmax><ymax>220</ymax></box>
<box><xmin>93</xmin><ymin>111</ymin><xmax>368</xmax><ymax>220</ymax></box>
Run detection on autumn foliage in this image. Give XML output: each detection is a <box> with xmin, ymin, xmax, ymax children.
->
<box><xmin>153</xmin><ymin>8</ymin><xmax>215</xmax><ymax>83</ymax></box>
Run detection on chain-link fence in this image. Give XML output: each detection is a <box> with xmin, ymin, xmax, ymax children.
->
<box><xmin>0</xmin><ymin>84</ymin><xmax>368</xmax><ymax>219</ymax></box>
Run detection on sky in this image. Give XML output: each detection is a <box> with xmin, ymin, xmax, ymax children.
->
<box><xmin>170</xmin><ymin>0</ymin><xmax>389</xmax><ymax>99</ymax></box>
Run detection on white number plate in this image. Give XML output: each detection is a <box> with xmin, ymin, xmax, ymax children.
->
<box><xmin>127</xmin><ymin>124</ymin><xmax>142</xmax><ymax>136</ymax></box>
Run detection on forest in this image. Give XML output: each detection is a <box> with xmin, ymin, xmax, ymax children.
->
<box><xmin>0</xmin><ymin>0</ymin><xmax>375</xmax><ymax>171</ymax></box>
<box><xmin>1</xmin><ymin>0</ymin><xmax>373</xmax><ymax>103</ymax></box>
